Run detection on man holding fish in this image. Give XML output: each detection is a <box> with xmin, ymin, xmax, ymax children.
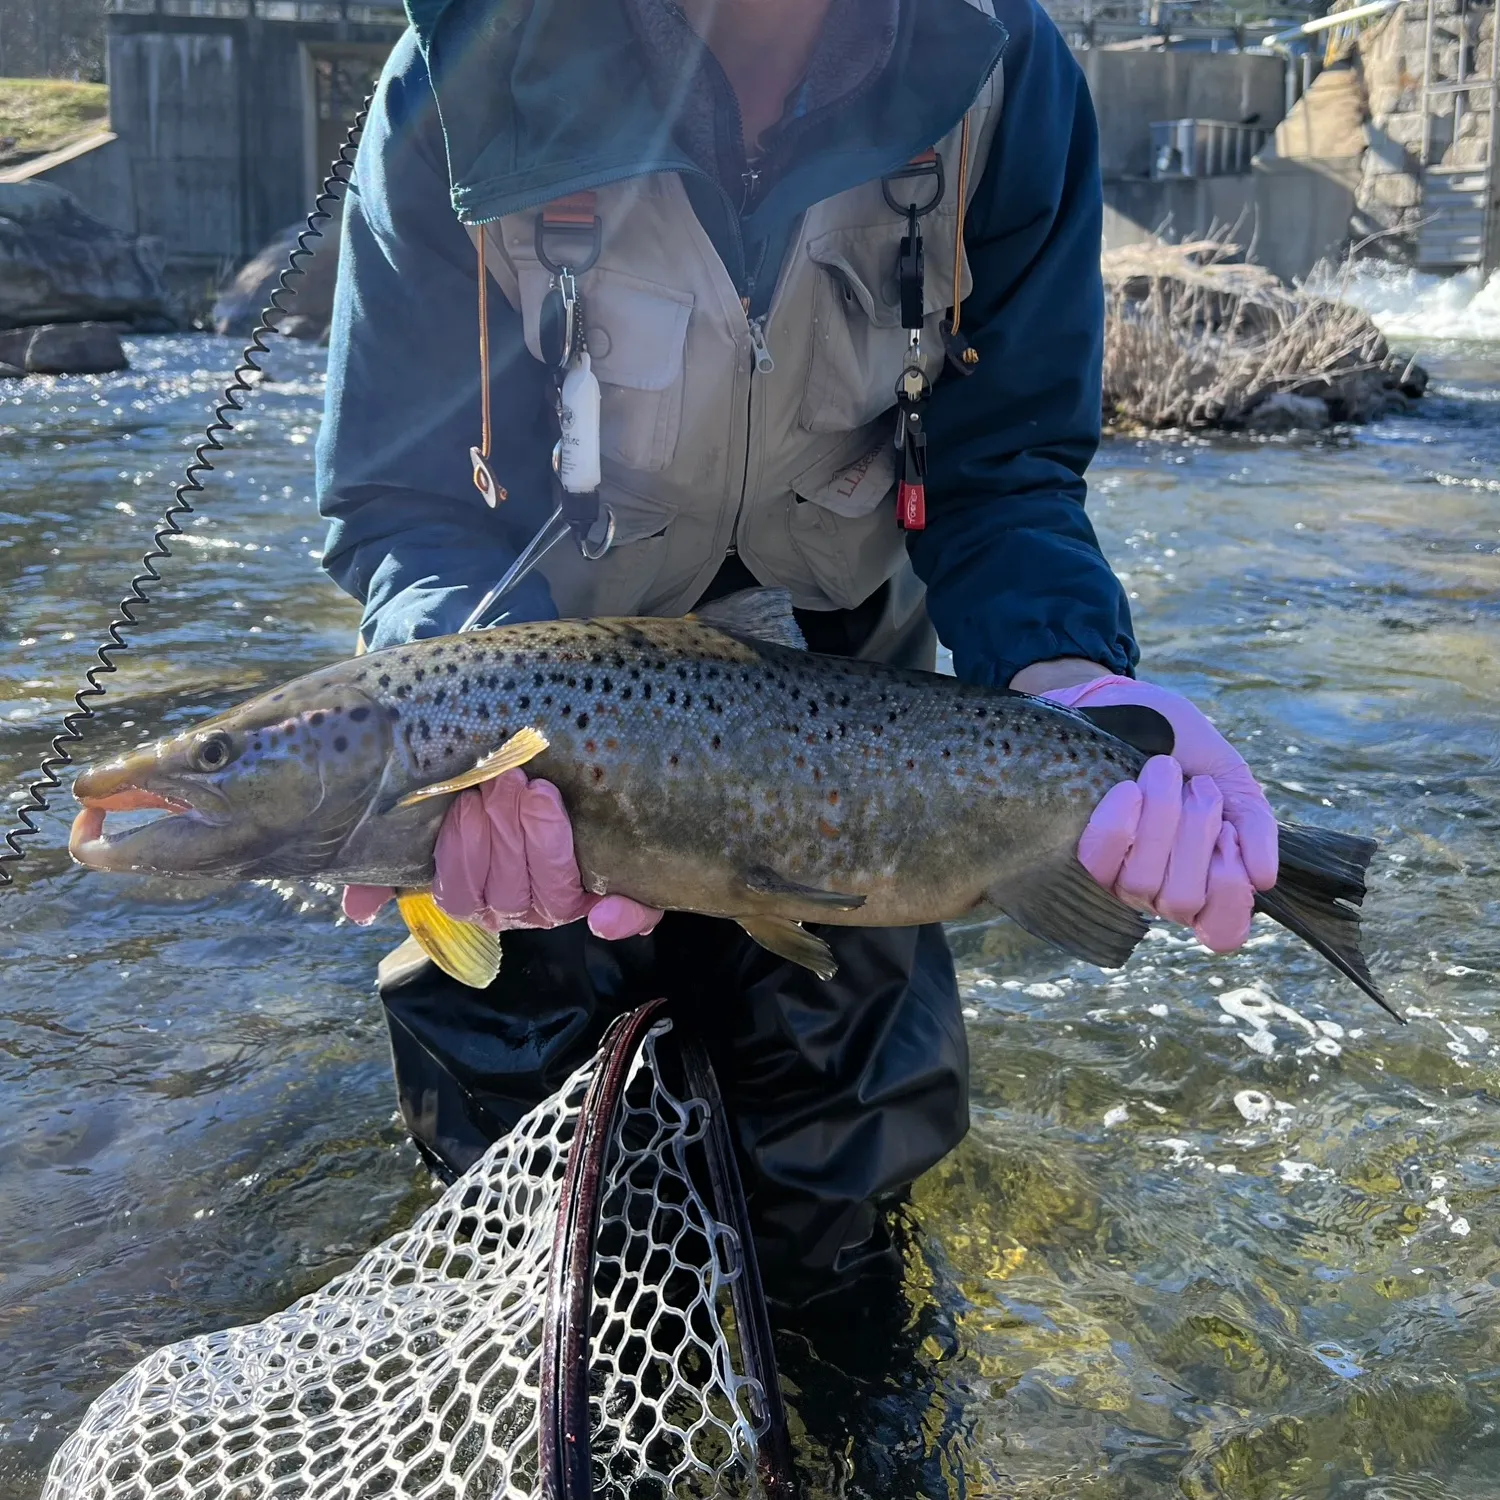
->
<box><xmin>69</xmin><ymin>0</ymin><xmax>1371</xmax><ymax>1309</ymax></box>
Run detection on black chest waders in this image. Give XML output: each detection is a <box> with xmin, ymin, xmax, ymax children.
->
<box><xmin>7</xmin><ymin>109</ymin><xmax>797</xmax><ymax>1500</ymax></box>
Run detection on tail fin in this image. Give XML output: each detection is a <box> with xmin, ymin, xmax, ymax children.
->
<box><xmin>1254</xmin><ymin>823</ymin><xmax>1402</xmax><ymax>1022</ymax></box>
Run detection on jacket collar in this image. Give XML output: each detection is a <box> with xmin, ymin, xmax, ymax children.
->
<box><xmin>407</xmin><ymin>0</ymin><xmax>1006</xmax><ymax>225</ymax></box>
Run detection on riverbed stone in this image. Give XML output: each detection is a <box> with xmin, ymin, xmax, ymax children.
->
<box><xmin>23</xmin><ymin>322</ymin><xmax>128</xmax><ymax>375</ymax></box>
<box><xmin>0</xmin><ymin>181</ymin><xmax>171</xmax><ymax>330</ymax></box>
<box><xmin>212</xmin><ymin>216</ymin><xmax>342</xmax><ymax>342</ymax></box>
<box><xmin>0</xmin><ymin>360</ymin><xmax>22</xmax><ymax>379</ymax></box>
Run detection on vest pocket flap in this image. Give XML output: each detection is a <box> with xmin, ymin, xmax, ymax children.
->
<box><xmin>598</xmin><ymin>481</ymin><xmax>678</xmax><ymax>545</ymax></box>
<box><xmin>791</xmin><ymin>436</ymin><xmax>897</xmax><ymax>519</ymax></box>
<box><xmin>806</xmin><ymin>223</ymin><xmax>967</xmax><ymax>331</ymax></box>
<box><xmin>518</xmin><ymin>266</ymin><xmax>693</xmax><ymax>393</ymax></box>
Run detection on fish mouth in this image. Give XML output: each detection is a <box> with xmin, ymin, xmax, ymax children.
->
<box><xmin>69</xmin><ymin>778</ymin><xmax>219</xmax><ymax>874</ymax></box>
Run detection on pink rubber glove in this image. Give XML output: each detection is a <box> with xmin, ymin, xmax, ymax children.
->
<box><xmin>342</xmin><ymin>769</ymin><xmax>662</xmax><ymax>942</ymax></box>
<box><xmin>1040</xmin><ymin>676</ymin><xmax>1279</xmax><ymax>953</ymax></box>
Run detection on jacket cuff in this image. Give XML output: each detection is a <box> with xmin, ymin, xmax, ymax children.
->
<box><xmin>954</xmin><ymin>622</ymin><xmax>1139</xmax><ymax>691</ymax></box>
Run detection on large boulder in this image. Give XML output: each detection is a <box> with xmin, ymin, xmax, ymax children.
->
<box><xmin>211</xmin><ymin>215</ymin><xmax>343</xmax><ymax>341</ymax></box>
<box><xmin>0</xmin><ymin>181</ymin><xmax>172</xmax><ymax>330</ymax></box>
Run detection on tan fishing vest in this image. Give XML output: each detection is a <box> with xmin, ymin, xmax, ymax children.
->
<box><xmin>479</xmin><ymin>9</ymin><xmax>1003</xmax><ymax>642</ymax></box>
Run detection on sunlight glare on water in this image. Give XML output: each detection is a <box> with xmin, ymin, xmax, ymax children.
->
<box><xmin>2</xmin><ymin>311</ymin><xmax>1499</xmax><ymax>1498</ymax></box>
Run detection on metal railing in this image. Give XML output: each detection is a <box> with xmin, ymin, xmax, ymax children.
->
<box><xmin>1150</xmin><ymin>118</ymin><xmax>1274</xmax><ymax>177</ymax></box>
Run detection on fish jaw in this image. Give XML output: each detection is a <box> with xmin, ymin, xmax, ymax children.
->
<box><xmin>70</xmin><ymin>757</ymin><xmax>230</xmax><ymax>874</ymax></box>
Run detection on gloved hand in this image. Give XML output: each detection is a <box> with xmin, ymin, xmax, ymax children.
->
<box><xmin>1040</xmin><ymin>676</ymin><xmax>1279</xmax><ymax>953</ymax></box>
<box><xmin>342</xmin><ymin>769</ymin><xmax>663</xmax><ymax>941</ymax></box>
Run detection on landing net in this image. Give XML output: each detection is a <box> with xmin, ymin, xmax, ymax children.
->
<box><xmin>42</xmin><ymin>1001</ymin><xmax>796</xmax><ymax>1500</ymax></box>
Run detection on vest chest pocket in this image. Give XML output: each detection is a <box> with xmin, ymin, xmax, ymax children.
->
<box><xmin>517</xmin><ymin>265</ymin><xmax>694</xmax><ymax>474</ymax></box>
<box><xmin>799</xmin><ymin>218</ymin><xmax>966</xmax><ymax>437</ymax></box>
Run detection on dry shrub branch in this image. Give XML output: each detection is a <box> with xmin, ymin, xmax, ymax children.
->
<box><xmin>1102</xmin><ymin>238</ymin><xmax>1424</xmax><ymax>432</ymax></box>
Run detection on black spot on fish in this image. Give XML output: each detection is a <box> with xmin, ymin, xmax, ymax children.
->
<box><xmin>378</xmin><ymin>675</ymin><xmax>390</xmax><ymax>689</ymax></box>
<box><xmin>602</xmin><ymin>677</ymin><xmax>614</xmax><ymax>693</ymax></box>
<box><xmin>808</xmin><ymin>701</ymin><xmax>819</xmax><ymax>717</ymax></box>
<box><xmin>388</xmin><ymin>707</ymin><xmax>401</xmax><ymax>723</ymax></box>
<box><xmin>504</xmin><ymin>678</ymin><xmax>515</xmax><ymax>691</ymax></box>
<box><xmin>252</xmin><ymin>740</ymin><xmax>262</xmax><ymax>752</ymax></box>
<box><xmin>1001</xmin><ymin>739</ymin><xmax>1012</xmax><ymax>753</ymax></box>
<box><xmin>432</xmin><ymin>647</ymin><xmax>444</xmax><ymax>658</ymax></box>
<box><xmin>543</xmin><ymin>696</ymin><xmax>553</xmax><ymax>708</ymax></box>
<box><xmin>534</xmin><ymin>673</ymin><xmax>544</xmax><ymax>688</ymax></box>
<box><xmin>666</xmin><ymin>688</ymin><xmax>677</xmax><ymax>705</ymax></box>
<box><xmin>350</xmin><ymin>706</ymin><xmax>370</xmax><ymax>723</ymax></box>
<box><xmin>420</xmin><ymin>723</ymin><xmax>432</xmax><ymax>741</ymax></box>
<box><xmin>519</xmin><ymin>696</ymin><xmax>530</xmax><ymax>710</ymax></box>
<box><xmin>621</xmin><ymin>687</ymin><xmax>632</xmax><ymax>701</ymax></box>
<box><xmin>682</xmin><ymin>692</ymin><xmax>692</xmax><ymax>709</ymax></box>
<box><xmin>583</xmin><ymin>676</ymin><xmax>593</xmax><ymax>692</ymax></box>
<box><xmin>642</xmin><ymin>682</ymin><xmax>652</xmax><ymax>700</ymax></box>
<box><xmin>415</xmin><ymin>669</ymin><xmax>425</xmax><ymax>682</ymax></box>
<box><xmin>677</xmin><ymin>667</ymin><xmax>688</xmax><ymax>680</ymax></box>
<box><xmin>310</xmin><ymin>711</ymin><xmax>325</xmax><ymax>726</ymax></box>
<box><xmin>942</xmin><ymin>748</ymin><xmax>952</xmax><ymax>759</ymax></box>
<box><xmin>334</xmin><ymin>735</ymin><xmax>348</xmax><ymax>753</ymax></box>
<box><xmin>396</xmin><ymin>684</ymin><xmax>410</xmax><ymax>699</ymax></box>
<box><xmin>1058</xmin><ymin>730</ymin><xmax>1070</xmax><ymax>743</ymax></box>
<box><xmin>711</xmin><ymin>734</ymin><xmax>721</xmax><ymax>750</ymax></box>
<box><xmin>434</xmin><ymin>689</ymin><xmax>446</xmax><ymax>706</ymax></box>
<box><xmin>447</xmin><ymin>663</ymin><xmax>458</xmax><ymax>676</ymax></box>
<box><xmin>272</xmin><ymin>693</ymin><xmax>284</xmax><ymax>703</ymax></box>
<box><xmin>984</xmin><ymin>736</ymin><xmax>994</xmax><ymax>749</ymax></box>
<box><xmin>577</xmin><ymin>712</ymin><xmax>589</xmax><ymax>729</ymax></box>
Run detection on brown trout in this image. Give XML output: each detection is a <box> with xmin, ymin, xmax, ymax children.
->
<box><xmin>68</xmin><ymin>589</ymin><xmax>1395</xmax><ymax>1018</ymax></box>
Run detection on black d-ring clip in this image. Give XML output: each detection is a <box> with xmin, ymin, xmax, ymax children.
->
<box><xmin>534</xmin><ymin>201</ymin><xmax>602</xmax><ymax>277</ymax></box>
<box><xmin>881</xmin><ymin>152</ymin><xmax>945</xmax><ymax>217</ymax></box>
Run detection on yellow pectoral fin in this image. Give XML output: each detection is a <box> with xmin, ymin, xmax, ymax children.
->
<box><xmin>396</xmin><ymin>726</ymin><xmax>550</xmax><ymax>809</ymax></box>
<box><xmin>396</xmin><ymin>890</ymin><xmax>501</xmax><ymax>989</ymax></box>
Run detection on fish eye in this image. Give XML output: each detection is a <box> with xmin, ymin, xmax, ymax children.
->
<box><xmin>189</xmin><ymin>730</ymin><xmax>235</xmax><ymax>774</ymax></box>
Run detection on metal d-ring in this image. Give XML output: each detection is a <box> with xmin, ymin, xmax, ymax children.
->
<box><xmin>578</xmin><ymin>504</ymin><xmax>615</xmax><ymax>561</ymax></box>
<box><xmin>881</xmin><ymin>153</ymin><xmax>946</xmax><ymax>217</ymax></box>
<box><xmin>535</xmin><ymin>212</ymin><xmax>602</xmax><ymax>277</ymax></box>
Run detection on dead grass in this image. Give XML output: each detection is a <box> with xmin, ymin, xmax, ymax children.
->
<box><xmin>0</xmin><ymin>79</ymin><xmax>108</xmax><ymax>166</ymax></box>
<box><xmin>1102</xmin><ymin>237</ymin><xmax>1403</xmax><ymax>431</ymax></box>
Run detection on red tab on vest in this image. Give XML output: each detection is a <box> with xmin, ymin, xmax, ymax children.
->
<box><xmin>897</xmin><ymin>481</ymin><xmax>926</xmax><ymax>531</ymax></box>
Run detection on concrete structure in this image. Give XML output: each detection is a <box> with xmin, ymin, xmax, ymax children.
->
<box><xmin>1079</xmin><ymin>48</ymin><xmax>1288</xmax><ymax>256</ymax></box>
<box><xmin>1</xmin><ymin>0</ymin><xmax>407</xmax><ymax>278</ymax></box>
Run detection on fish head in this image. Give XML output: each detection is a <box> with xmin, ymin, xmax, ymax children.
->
<box><xmin>69</xmin><ymin>669</ymin><xmax>393</xmax><ymax>877</ymax></box>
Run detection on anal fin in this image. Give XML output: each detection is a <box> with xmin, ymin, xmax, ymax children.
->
<box><xmin>988</xmin><ymin>856</ymin><xmax>1149</xmax><ymax>970</ymax></box>
<box><xmin>396</xmin><ymin>890</ymin><xmax>501</xmax><ymax>989</ymax></box>
<box><xmin>742</xmin><ymin>863</ymin><xmax>866</xmax><ymax>910</ymax></box>
<box><xmin>398</xmin><ymin>727</ymin><xmax>549</xmax><ymax>808</ymax></box>
<box><xmin>737</xmin><ymin>916</ymin><xmax>839</xmax><ymax>981</ymax></box>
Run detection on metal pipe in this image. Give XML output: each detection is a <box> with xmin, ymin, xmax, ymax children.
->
<box><xmin>1266</xmin><ymin>0</ymin><xmax>1405</xmax><ymax>47</ymax></box>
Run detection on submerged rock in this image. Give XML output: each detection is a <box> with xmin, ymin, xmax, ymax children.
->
<box><xmin>0</xmin><ymin>320</ymin><xmax>128</xmax><ymax>375</ymax></box>
<box><xmin>23</xmin><ymin>322</ymin><xmax>128</xmax><ymax>375</ymax></box>
<box><xmin>0</xmin><ymin>181</ymin><xmax>171</xmax><ymax>330</ymax></box>
<box><xmin>211</xmin><ymin>217</ymin><xmax>342</xmax><ymax>342</ymax></box>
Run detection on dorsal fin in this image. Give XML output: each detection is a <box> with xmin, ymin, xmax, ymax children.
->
<box><xmin>687</xmin><ymin>588</ymin><xmax>807</xmax><ymax>650</ymax></box>
<box><xmin>1071</xmin><ymin>704</ymin><xmax>1175</xmax><ymax>758</ymax></box>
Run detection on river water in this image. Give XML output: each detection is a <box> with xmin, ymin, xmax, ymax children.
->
<box><xmin>1</xmin><ymin>270</ymin><xmax>1498</xmax><ymax>1499</ymax></box>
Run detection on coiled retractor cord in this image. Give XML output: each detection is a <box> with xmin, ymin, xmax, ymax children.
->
<box><xmin>0</xmin><ymin>100</ymin><xmax>372</xmax><ymax>888</ymax></box>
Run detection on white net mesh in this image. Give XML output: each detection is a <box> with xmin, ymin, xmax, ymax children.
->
<box><xmin>42</xmin><ymin>1018</ymin><xmax>778</xmax><ymax>1500</ymax></box>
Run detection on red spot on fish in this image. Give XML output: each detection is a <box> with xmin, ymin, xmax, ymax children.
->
<box><xmin>584</xmin><ymin>740</ymin><xmax>596</xmax><ymax>754</ymax></box>
<box><xmin>592</xmin><ymin>766</ymin><xmax>605</xmax><ymax>783</ymax></box>
<box><xmin>827</xmin><ymin>790</ymin><xmax>839</xmax><ymax>806</ymax></box>
<box><xmin>605</xmin><ymin>738</ymin><xmax>619</xmax><ymax>751</ymax></box>
<box><xmin>818</xmin><ymin>818</ymin><xmax>838</xmax><ymax>838</ymax></box>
